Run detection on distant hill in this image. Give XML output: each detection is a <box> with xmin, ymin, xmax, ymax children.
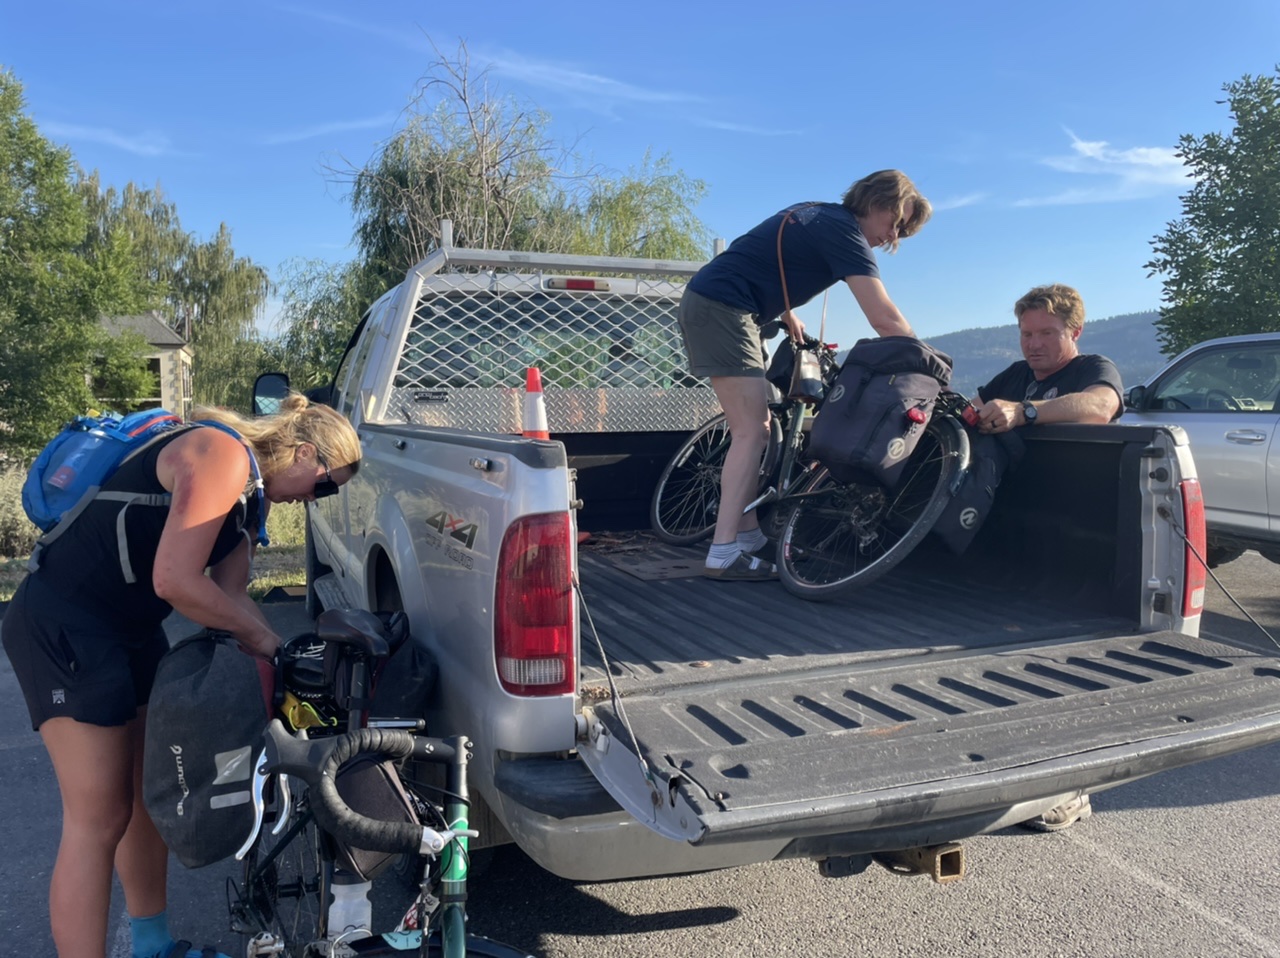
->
<box><xmin>928</xmin><ymin>311</ymin><xmax>1167</xmax><ymax>397</ymax></box>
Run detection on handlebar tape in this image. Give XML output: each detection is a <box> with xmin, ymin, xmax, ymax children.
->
<box><xmin>263</xmin><ymin>719</ymin><xmax>458</xmax><ymax>855</ymax></box>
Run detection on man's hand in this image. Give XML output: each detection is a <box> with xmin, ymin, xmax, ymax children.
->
<box><xmin>975</xmin><ymin>397</ymin><xmax>1022</xmax><ymax>432</ymax></box>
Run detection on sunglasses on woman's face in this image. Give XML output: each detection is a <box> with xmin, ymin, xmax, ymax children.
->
<box><xmin>313</xmin><ymin>457</ymin><xmax>340</xmax><ymax>499</ymax></box>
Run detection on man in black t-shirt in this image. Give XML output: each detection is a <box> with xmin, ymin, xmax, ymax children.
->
<box><xmin>974</xmin><ymin>283</ymin><xmax>1123</xmax><ymax>433</ymax></box>
<box><xmin>974</xmin><ymin>283</ymin><xmax>1121</xmax><ymax>834</ymax></box>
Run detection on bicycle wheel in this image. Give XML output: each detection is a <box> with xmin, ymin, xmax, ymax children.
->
<box><xmin>650</xmin><ymin>413</ymin><xmax>783</xmax><ymax>545</ymax></box>
<box><xmin>777</xmin><ymin>417</ymin><xmax>961</xmax><ymax>601</ymax></box>
<box><xmin>233</xmin><ymin>788</ymin><xmax>330</xmax><ymax>958</ymax></box>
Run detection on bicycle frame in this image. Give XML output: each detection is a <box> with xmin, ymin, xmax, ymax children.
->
<box><xmin>743</xmin><ymin>396</ymin><xmax>820</xmax><ymax>517</ymax></box>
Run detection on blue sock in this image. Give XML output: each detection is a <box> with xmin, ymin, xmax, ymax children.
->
<box><xmin>129</xmin><ymin>912</ymin><xmax>170</xmax><ymax>958</ymax></box>
<box><xmin>130</xmin><ymin>913</ymin><xmax>229</xmax><ymax>958</ymax></box>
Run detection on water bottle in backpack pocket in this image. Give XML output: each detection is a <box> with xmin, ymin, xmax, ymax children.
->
<box><xmin>808</xmin><ymin>336</ymin><xmax>953</xmax><ymax>488</ymax></box>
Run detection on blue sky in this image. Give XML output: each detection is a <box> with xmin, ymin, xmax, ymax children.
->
<box><xmin>5</xmin><ymin>0</ymin><xmax>1279</xmax><ymax>348</ymax></box>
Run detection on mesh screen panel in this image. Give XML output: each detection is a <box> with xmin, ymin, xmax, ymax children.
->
<box><xmin>386</xmin><ymin>278</ymin><xmax>723</xmax><ymax>433</ymax></box>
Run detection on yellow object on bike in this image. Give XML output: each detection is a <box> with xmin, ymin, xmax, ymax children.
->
<box><xmin>281</xmin><ymin>691</ymin><xmax>337</xmax><ymax>731</ymax></box>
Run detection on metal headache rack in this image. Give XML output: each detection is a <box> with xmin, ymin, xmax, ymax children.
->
<box><xmin>379</xmin><ymin>229</ymin><xmax>724</xmax><ymax>434</ymax></box>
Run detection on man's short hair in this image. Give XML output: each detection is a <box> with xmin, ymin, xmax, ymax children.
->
<box><xmin>1014</xmin><ymin>283</ymin><xmax>1085</xmax><ymax>334</ymax></box>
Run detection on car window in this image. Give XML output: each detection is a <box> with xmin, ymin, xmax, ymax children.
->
<box><xmin>1151</xmin><ymin>345</ymin><xmax>1280</xmax><ymax>412</ymax></box>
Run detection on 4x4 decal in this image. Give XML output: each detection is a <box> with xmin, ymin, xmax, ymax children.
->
<box><xmin>425</xmin><ymin>510</ymin><xmax>478</xmax><ymax>550</ymax></box>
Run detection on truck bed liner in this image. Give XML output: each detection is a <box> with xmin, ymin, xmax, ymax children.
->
<box><xmin>578</xmin><ymin>538</ymin><xmax>1133</xmax><ymax>695</ymax></box>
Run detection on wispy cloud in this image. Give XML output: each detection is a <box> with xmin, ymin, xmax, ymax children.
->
<box><xmin>43</xmin><ymin>121</ymin><xmax>176</xmax><ymax>157</ymax></box>
<box><xmin>279</xmin><ymin>5</ymin><xmax>427</xmax><ymax>52</ymax></box>
<box><xmin>484</xmin><ymin>49</ymin><xmax>703</xmax><ymax>109</ymax></box>
<box><xmin>694</xmin><ymin>118</ymin><xmax>805</xmax><ymax>137</ymax></box>
<box><xmin>264</xmin><ymin>113</ymin><xmax>400</xmax><ymax>145</ymax></box>
<box><xmin>280</xmin><ymin>7</ymin><xmax>701</xmax><ymax>115</ymax></box>
<box><xmin>933</xmin><ymin>192</ymin><xmax>988</xmax><ymax>212</ymax></box>
<box><xmin>1015</xmin><ymin>129</ymin><xmax>1190</xmax><ymax>207</ymax></box>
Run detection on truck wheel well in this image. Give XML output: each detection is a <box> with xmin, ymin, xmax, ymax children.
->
<box><xmin>370</xmin><ymin>548</ymin><xmax>403</xmax><ymax>612</ymax></box>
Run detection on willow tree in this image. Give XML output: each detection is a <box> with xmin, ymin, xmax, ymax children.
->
<box><xmin>176</xmin><ymin>223</ymin><xmax>272</xmax><ymax>409</ymax></box>
<box><xmin>75</xmin><ymin>175</ymin><xmax>188</xmax><ymax>315</ymax></box>
<box><xmin>343</xmin><ymin>41</ymin><xmax>573</xmax><ymax>296</ymax></box>
<box><xmin>273</xmin><ymin>258</ymin><xmax>366</xmax><ymax>390</ymax></box>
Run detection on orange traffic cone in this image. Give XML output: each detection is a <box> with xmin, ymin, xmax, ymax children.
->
<box><xmin>523</xmin><ymin>367</ymin><xmax>550</xmax><ymax>440</ymax></box>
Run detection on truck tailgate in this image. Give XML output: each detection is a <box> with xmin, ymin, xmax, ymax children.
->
<box><xmin>576</xmin><ymin>544</ymin><xmax>1280</xmax><ymax>846</ymax></box>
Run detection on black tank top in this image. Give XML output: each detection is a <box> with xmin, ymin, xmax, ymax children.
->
<box><xmin>35</xmin><ymin>428</ymin><xmax>263</xmax><ymax>629</ymax></box>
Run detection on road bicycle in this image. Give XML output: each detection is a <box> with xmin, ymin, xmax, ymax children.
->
<box><xmin>650</xmin><ymin>344</ymin><xmax>973</xmax><ymax>600</ymax></box>
<box><xmin>228</xmin><ymin>609</ymin><xmax>530</xmax><ymax>958</ymax></box>
<box><xmin>649</xmin><ymin>337</ymin><xmax>841</xmax><ymax>545</ymax></box>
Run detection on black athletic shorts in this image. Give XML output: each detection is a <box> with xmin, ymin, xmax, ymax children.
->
<box><xmin>1</xmin><ymin>574</ymin><xmax>168</xmax><ymax>731</ymax></box>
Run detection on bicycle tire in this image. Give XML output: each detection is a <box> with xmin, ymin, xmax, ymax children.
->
<box><xmin>344</xmin><ymin>930</ymin><xmax>532</xmax><ymax>957</ymax></box>
<box><xmin>777</xmin><ymin>416</ymin><xmax>961</xmax><ymax>601</ymax></box>
<box><xmin>236</xmin><ymin>788</ymin><xmax>330</xmax><ymax>958</ymax></box>
<box><xmin>650</xmin><ymin>412</ymin><xmax>783</xmax><ymax>545</ymax></box>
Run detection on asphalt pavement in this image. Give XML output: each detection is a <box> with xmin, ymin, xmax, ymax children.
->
<box><xmin>4</xmin><ymin>557</ymin><xmax>1280</xmax><ymax>958</ymax></box>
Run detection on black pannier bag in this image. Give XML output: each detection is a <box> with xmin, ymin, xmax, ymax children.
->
<box><xmin>931</xmin><ymin>430</ymin><xmax>1026</xmax><ymax>555</ymax></box>
<box><xmin>766</xmin><ymin>338</ymin><xmax>799</xmax><ymax>395</ymax></box>
<box><xmin>143</xmin><ymin>631</ymin><xmax>272</xmax><ymax>868</ymax></box>
<box><xmin>808</xmin><ymin>336</ymin><xmax>953</xmax><ymax>488</ymax></box>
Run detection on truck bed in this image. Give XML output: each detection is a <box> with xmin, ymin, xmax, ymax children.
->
<box><xmin>573</xmin><ymin>506</ymin><xmax>1280</xmax><ymax>849</ymax></box>
<box><xmin>578</xmin><ymin>537</ymin><xmax>1134</xmax><ymax>695</ymax></box>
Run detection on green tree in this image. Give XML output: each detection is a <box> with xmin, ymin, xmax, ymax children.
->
<box><xmin>273</xmin><ymin>258</ymin><xmax>366</xmax><ymax>390</ymax></box>
<box><xmin>0</xmin><ymin>70</ymin><xmax>149</xmax><ymax>454</ymax></box>
<box><xmin>280</xmin><ymin>40</ymin><xmax>711</xmax><ymax>382</ymax></box>
<box><xmin>176</xmin><ymin>224</ymin><xmax>273</xmax><ymax>409</ymax></box>
<box><xmin>343</xmin><ymin>40</ymin><xmax>573</xmax><ymax>296</ymax></box>
<box><xmin>337</xmin><ymin>40</ymin><xmax>709</xmax><ymax>285</ymax></box>
<box><xmin>75</xmin><ymin>175</ymin><xmax>188</xmax><ymax>316</ymax></box>
<box><xmin>567</xmin><ymin>151</ymin><xmax>709</xmax><ymax>260</ymax></box>
<box><xmin>1147</xmin><ymin>67</ymin><xmax>1280</xmax><ymax>355</ymax></box>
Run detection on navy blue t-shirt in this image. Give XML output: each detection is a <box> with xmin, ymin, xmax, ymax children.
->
<box><xmin>688</xmin><ymin>202</ymin><xmax>879</xmax><ymax>324</ymax></box>
<box><xmin>978</xmin><ymin>354</ymin><xmax>1125</xmax><ymax>420</ymax></box>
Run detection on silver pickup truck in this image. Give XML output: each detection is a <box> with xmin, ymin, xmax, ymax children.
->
<box><xmin>280</xmin><ymin>231</ymin><xmax>1280</xmax><ymax>882</ymax></box>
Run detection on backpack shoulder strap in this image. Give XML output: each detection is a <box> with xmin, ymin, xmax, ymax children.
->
<box><xmin>193</xmin><ymin>420</ymin><xmax>270</xmax><ymax>548</ymax></box>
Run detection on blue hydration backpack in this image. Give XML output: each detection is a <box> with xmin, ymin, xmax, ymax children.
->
<box><xmin>23</xmin><ymin>409</ymin><xmax>269</xmax><ymax>582</ymax></box>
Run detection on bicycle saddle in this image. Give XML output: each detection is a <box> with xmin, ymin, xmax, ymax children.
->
<box><xmin>315</xmin><ymin>609</ymin><xmax>391</xmax><ymax>658</ymax></box>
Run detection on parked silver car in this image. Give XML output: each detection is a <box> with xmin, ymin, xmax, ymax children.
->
<box><xmin>1122</xmin><ymin>331</ymin><xmax>1280</xmax><ymax>566</ymax></box>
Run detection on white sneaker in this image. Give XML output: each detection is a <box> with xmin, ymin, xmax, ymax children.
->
<box><xmin>1021</xmin><ymin>794</ymin><xmax>1093</xmax><ymax>832</ymax></box>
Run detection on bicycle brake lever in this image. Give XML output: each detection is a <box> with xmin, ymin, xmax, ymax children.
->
<box><xmin>235</xmin><ymin>748</ymin><xmax>271</xmax><ymax>861</ymax></box>
<box><xmin>418</xmin><ymin>827</ymin><xmax>481</xmax><ymax>856</ymax></box>
<box><xmin>272</xmin><ymin>772</ymin><xmax>293</xmax><ymax>836</ymax></box>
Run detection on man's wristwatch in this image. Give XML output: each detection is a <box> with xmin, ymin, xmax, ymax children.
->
<box><xmin>1022</xmin><ymin>401</ymin><xmax>1038</xmax><ymax>424</ymax></box>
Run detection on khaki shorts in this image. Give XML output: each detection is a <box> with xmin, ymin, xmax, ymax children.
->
<box><xmin>677</xmin><ymin>289</ymin><xmax>767</xmax><ymax>379</ymax></box>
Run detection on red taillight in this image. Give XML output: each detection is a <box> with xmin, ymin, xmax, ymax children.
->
<box><xmin>495</xmin><ymin>513</ymin><xmax>575</xmax><ymax>696</ymax></box>
<box><xmin>907</xmin><ymin>407</ymin><xmax>926</xmax><ymax>424</ymax></box>
<box><xmin>1180</xmin><ymin>479</ymin><xmax>1207</xmax><ymax>618</ymax></box>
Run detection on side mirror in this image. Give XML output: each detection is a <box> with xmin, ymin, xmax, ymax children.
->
<box><xmin>253</xmin><ymin>372</ymin><xmax>291</xmax><ymax>417</ymax></box>
<box><xmin>1125</xmin><ymin>384</ymin><xmax>1147</xmax><ymax>411</ymax></box>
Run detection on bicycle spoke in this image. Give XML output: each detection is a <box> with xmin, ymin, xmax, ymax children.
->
<box><xmin>236</xmin><ymin>792</ymin><xmax>327</xmax><ymax>957</ymax></box>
